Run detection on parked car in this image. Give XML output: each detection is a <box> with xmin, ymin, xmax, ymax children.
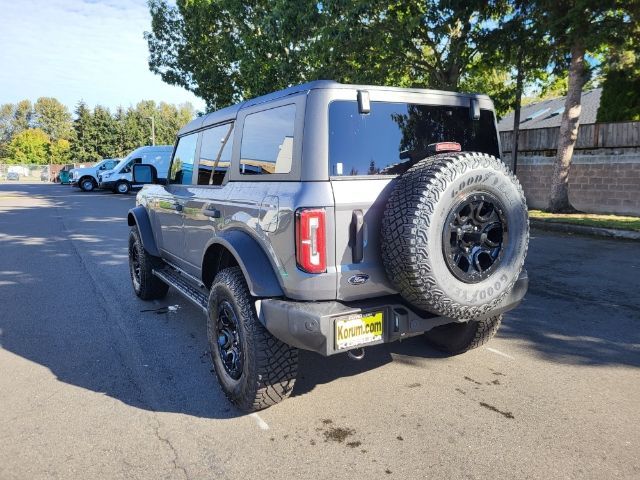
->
<box><xmin>98</xmin><ymin>145</ymin><xmax>172</xmax><ymax>194</ymax></box>
<box><xmin>70</xmin><ymin>158</ymin><xmax>120</xmax><ymax>191</ymax></box>
<box><xmin>127</xmin><ymin>81</ymin><xmax>529</xmax><ymax>411</ymax></box>
<box><xmin>7</xmin><ymin>172</ymin><xmax>19</xmax><ymax>181</ymax></box>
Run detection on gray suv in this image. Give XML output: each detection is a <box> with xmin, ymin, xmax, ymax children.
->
<box><xmin>127</xmin><ymin>81</ymin><xmax>529</xmax><ymax>411</ymax></box>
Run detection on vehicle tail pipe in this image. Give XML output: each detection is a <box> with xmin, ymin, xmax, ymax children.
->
<box><xmin>347</xmin><ymin>347</ymin><xmax>365</xmax><ymax>361</ymax></box>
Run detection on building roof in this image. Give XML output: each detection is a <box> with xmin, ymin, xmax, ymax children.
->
<box><xmin>498</xmin><ymin>88</ymin><xmax>602</xmax><ymax>132</ymax></box>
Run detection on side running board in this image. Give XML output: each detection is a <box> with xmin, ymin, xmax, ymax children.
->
<box><xmin>153</xmin><ymin>266</ymin><xmax>209</xmax><ymax>313</ymax></box>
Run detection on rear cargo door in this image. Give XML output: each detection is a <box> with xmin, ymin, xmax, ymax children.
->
<box><xmin>331</xmin><ymin>179</ymin><xmax>397</xmax><ymax>301</ymax></box>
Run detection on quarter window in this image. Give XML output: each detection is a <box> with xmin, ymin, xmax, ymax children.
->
<box><xmin>198</xmin><ymin>124</ymin><xmax>234</xmax><ymax>185</ymax></box>
<box><xmin>169</xmin><ymin>133</ymin><xmax>198</xmax><ymax>184</ymax></box>
<box><xmin>240</xmin><ymin>104</ymin><xmax>295</xmax><ymax>175</ymax></box>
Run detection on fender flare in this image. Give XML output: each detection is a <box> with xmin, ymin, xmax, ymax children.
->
<box><xmin>127</xmin><ymin>206</ymin><xmax>160</xmax><ymax>257</ymax></box>
<box><xmin>205</xmin><ymin>230</ymin><xmax>284</xmax><ymax>298</ymax></box>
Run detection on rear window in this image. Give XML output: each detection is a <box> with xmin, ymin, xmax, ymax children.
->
<box><xmin>329</xmin><ymin>101</ymin><xmax>499</xmax><ymax>176</ymax></box>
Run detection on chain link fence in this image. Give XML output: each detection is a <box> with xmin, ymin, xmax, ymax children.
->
<box><xmin>0</xmin><ymin>163</ymin><xmax>96</xmax><ymax>183</ymax></box>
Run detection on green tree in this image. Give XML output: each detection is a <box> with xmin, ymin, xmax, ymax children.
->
<box><xmin>486</xmin><ymin>3</ymin><xmax>550</xmax><ymax>171</ymax></box>
<box><xmin>597</xmin><ymin>46</ymin><xmax>640</xmax><ymax>122</ymax></box>
<box><xmin>0</xmin><ymin>103</ymin><xmax>14</xmax><ymax>157</ymax></box>
<box><xmin>528</xmin><ymin>0</ymin><xmax>640</xmax><ymax>212</ymax></box>
<box><xmin>0</xmin><ymin>100</ymin><xmax>34</xmax><ymax>154</ymax></box>
<box><xmin>71</xmin><ymin>101</ymin><xmax>96</xmax><ymax>163</ymax></box>
<box><xmin>6</xmin><ymin>128</ymin><xmax>50</xmax><ymax>165</ymax></box>
<box><xmin>12</xmin><ymin>100</ymin><xmax>34</xmax><ymax>134</ymax></box>
<box><xmin>48</xmin><ymin>139</ymin><xmax>71</xmax><ymax>165</ymax></box>
<box><xmin>145</xmin><ymin>0</ymin><xmax>513</xmax><ymax>110</ymax></box>
<box><xmin>92</xmin><ymin>105</ymin><xmax>118</xmax><ymax>159</ymax></box>
<box><xmin>33</xmin><ymin>97</ymin><xmax>74</xmax><ymax>141</ymax></box>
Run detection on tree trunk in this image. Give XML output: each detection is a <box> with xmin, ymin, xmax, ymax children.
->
<box><xmin>548</xmin><ymin>42</ymin><xmax>586</xmax><ymax>212</ymax></box>
<box><xmin>512</xmin><ymin>52</ymin><xmax>524</xmax><ymax>174</ymax></box>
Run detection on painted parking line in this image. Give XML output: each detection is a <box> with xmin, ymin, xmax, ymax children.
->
<box><xmin>249</xmin><ymin>413</ymin><xmax>270</xmax><ymax>430</ymax></box>
<box><xmin>486</xmin><ymin>347</ymin><xmax>515</xmax><ymax>360</ymax></box>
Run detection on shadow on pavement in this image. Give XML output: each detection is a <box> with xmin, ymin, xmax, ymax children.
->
<box><xmin>1</xmin><ymin>185</ymin><xmax>638</xmax><ymax>423</ymax></box>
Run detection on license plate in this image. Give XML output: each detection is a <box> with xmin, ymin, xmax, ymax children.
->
<box><xmin>335</xmin><ymin>311</ymin><xmax>384</xmax><ymax>350</ymax></box>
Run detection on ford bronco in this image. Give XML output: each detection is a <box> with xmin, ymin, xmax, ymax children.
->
<box><xmin>127</xmin><ymin>81</ymin><xmax>529</xmax><ymax>411</ymax></box>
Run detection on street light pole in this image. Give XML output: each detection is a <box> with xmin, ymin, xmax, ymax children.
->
<box><xmin>146</xmin><ymin>116</ymin><xmax>155</xmax><ymax>146</ymax></box>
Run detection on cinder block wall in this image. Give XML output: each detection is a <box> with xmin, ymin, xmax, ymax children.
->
<box><xmin>504</xmin><ymin>153</ymin><xmax>640</xmax><ymax>216</ymax></box>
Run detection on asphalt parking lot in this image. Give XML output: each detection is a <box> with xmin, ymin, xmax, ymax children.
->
<box><xmin>1</xmin><ymin>183</ymin><xmax>639</xmax><ymax>480</ymax></box>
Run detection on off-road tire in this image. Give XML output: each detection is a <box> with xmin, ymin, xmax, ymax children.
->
<box><xmin>115</xmin><ymin>180</ymin><xmax>131</xmax><ymax>194</ymax></box>
<box><xmin>79</xmin><ymin>177</ymin><xmax>96</xmax><ymax>192</ymax></box>
<box><xmin>208</xmin><ymin>267</ymin><xmax>298</xmax><ymax>412</ymax></box>
<box><xmin>424</xmin><ymin>315</ymin><xmax>502</xmax><ymax>355</ymax></box>
<box><xmin>381</xmin><ymin>152</ymin><xmax>528</xmax><ymax>320</ymax></box>
<box><xmin>128</xmin><ymin>227</ymin><xmax>169</xmax><ymax>300</ymax></box>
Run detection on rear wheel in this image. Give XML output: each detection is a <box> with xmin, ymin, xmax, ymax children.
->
<box><xmin>424</xmin><ymin>315</ymin><xmax>502</xmax><ymax>355</ymax></box>
<box><xmin>208</xmin><ymin>267</ymin><xmax>298</xmax><ymax>411</ymax></box>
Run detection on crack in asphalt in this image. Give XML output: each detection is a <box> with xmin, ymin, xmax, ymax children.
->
<box><xmin>151</xmin><ymin>419</ymin><xmax>189</xmax><ymax>480</ymax></box>
<box><xmin>53</xmin><ymin>199</ymin><xmax>195</xmax><ymax>478</ymax></box>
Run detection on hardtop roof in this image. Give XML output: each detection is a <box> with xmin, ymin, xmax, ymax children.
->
<box><xmin>178</xmin><ymin>80</ymin><xmax>492</xmax><ymax>136</ymax></box>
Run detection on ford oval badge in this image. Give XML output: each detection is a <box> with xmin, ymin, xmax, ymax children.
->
<box><xmin>348</xmin><ymin>274</ymin><xmax>369</xmax><ymax>286</ymax></box>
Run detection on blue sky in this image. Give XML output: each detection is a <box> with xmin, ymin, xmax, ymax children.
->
<box><xmin>0</xmin><ymin>0</ymin><xmax>206</xmax><ymax>112</ymax></box>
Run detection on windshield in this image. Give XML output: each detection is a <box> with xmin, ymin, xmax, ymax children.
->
<box><xmin>329</xmin><ymin>101</ymin><xmax>500</xmax><ymax>176</ymax></box>
<box><xmin>112</xmin><ymin>150</ymin><xmax>139</xmax><ymax>172</ymax></box>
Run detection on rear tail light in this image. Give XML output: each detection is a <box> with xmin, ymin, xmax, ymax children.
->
<box><xmin>295</xmin><ymin>208</ymin><xmax>327</xmax><ymax>273</ymax></box>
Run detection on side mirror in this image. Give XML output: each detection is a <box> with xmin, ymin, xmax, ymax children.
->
<box><xmin>132</xmin><ymin>164</ymin><xmax>158</xmax><ymax>185</ymax></box>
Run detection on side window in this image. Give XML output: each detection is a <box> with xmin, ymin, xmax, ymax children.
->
<box><xmin>240</xmin><ymin>104</ymin><xmax>295</xmax><ymax>175</ymax></box>
<box><xmin>122</xmin><ymin>158</ymin><xmax>141</xmax><ymax>174</ymax></box>
<box><xmin>169</xmin><ymin>133</ymin><xmax>198</xmax><ymax>184</ymax></box>
<box><xmin>197</xmin><ymin>123</ymin><xmax>234</xmax><ymax>186</ymax></box>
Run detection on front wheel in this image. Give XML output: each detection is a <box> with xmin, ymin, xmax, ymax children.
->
<box><xmin>208</xmin><ymin>267</ymin><xmax>298</xmax><ymax>411</ymax></box>
<box><xmin>424</xmin><ymin>315</ymin><xmax>502</xmax><ymax>355</ymax></box>
<box><xmin>80</xmin><ymin>177</ymin><xmax>96</xmax><ymax>192</ymax></box>
<box><xmin>128</xmin><ymin>227</ymin><xmax>169</xmax><ymax>300</ymax></box>
<box><xmin>115</xmin><ymin>181</ymin><xmax>131</xmax><ymax>194</ymax></box>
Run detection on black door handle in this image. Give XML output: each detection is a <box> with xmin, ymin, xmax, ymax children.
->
<box><xmin>203</xmin><ymin>207</ymin><xmax>221</xmax><ymax>218</ymax></box>
<box><xmin>351</xmin><ymin>209</ymin><xmax>364</xmax><ymax>263</ymax></box>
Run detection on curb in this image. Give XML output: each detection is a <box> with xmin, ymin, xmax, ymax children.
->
<box><xmin>530</xmin><ymin>219</ymin><xmax>640</xmax><ymax>240</ymax></box>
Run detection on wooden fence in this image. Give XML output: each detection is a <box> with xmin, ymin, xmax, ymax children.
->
<box><xmin>500</xmin><ymin>121</ymin><xmax>640</xmax><ymax>153</ymax></box>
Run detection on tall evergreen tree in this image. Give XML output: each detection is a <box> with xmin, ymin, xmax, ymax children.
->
<box><xmin>33</xmin><ymin>97</ymin><xmax>74</xmax><ymax>142</ymax></box>
<box><xmin>92</xmin><ymin>105</ymin><xmax>118</xmax><ymax>159</ymax></box>
<box><xmin>71</xmin><ymin>101</ymin><xmax>96</xmax><ymax>163</ymax></box>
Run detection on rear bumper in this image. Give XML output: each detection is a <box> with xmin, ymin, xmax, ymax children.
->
<box><xmin>258</xmin><ymin>270</ymin><xmax>528</xmax><ymax>356</ymax></box>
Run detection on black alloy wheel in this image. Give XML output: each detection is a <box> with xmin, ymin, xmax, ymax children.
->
<box><xmin>129</xmin><ymin>239</ymin><xmax>142</xmax><ymax>291</ymax></box>
<box><xmin>443</xmin><ymin>192</ymin><xmax>508</xmax><ymax>283</ymax></box>
<box><xmin>215</xmin><ymin>300</ymin><xmax>244</xmax><ymax>380</ymax></box>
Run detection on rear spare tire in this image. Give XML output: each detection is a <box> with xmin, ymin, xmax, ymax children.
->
<box><xmin>381</xmin><ymin>152</ymin><xmax>528</xmax><ymax>320</ymax></box>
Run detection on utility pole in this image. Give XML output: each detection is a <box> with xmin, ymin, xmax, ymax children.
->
<box><xmin>146</xmin><ymin>116</ymin><xmax>155</xmax><ymax>146</ymax></box>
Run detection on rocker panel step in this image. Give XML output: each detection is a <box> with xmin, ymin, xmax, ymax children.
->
<box><xmin>153</xmin><ymin>266</ymin><xmax>209</xmax><ymax>312</ymax></box>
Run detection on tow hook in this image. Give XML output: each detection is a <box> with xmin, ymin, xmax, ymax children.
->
<box><xmin>347</xmin><ymin>347</ymin><xmax>365</xmax><ymax>361</ymax></box>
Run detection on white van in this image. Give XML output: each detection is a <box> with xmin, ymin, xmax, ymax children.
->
<box><xmin>98</xmin><ymin>145</ymin><xmax>173</xmax><ymax>194</ymax></box>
